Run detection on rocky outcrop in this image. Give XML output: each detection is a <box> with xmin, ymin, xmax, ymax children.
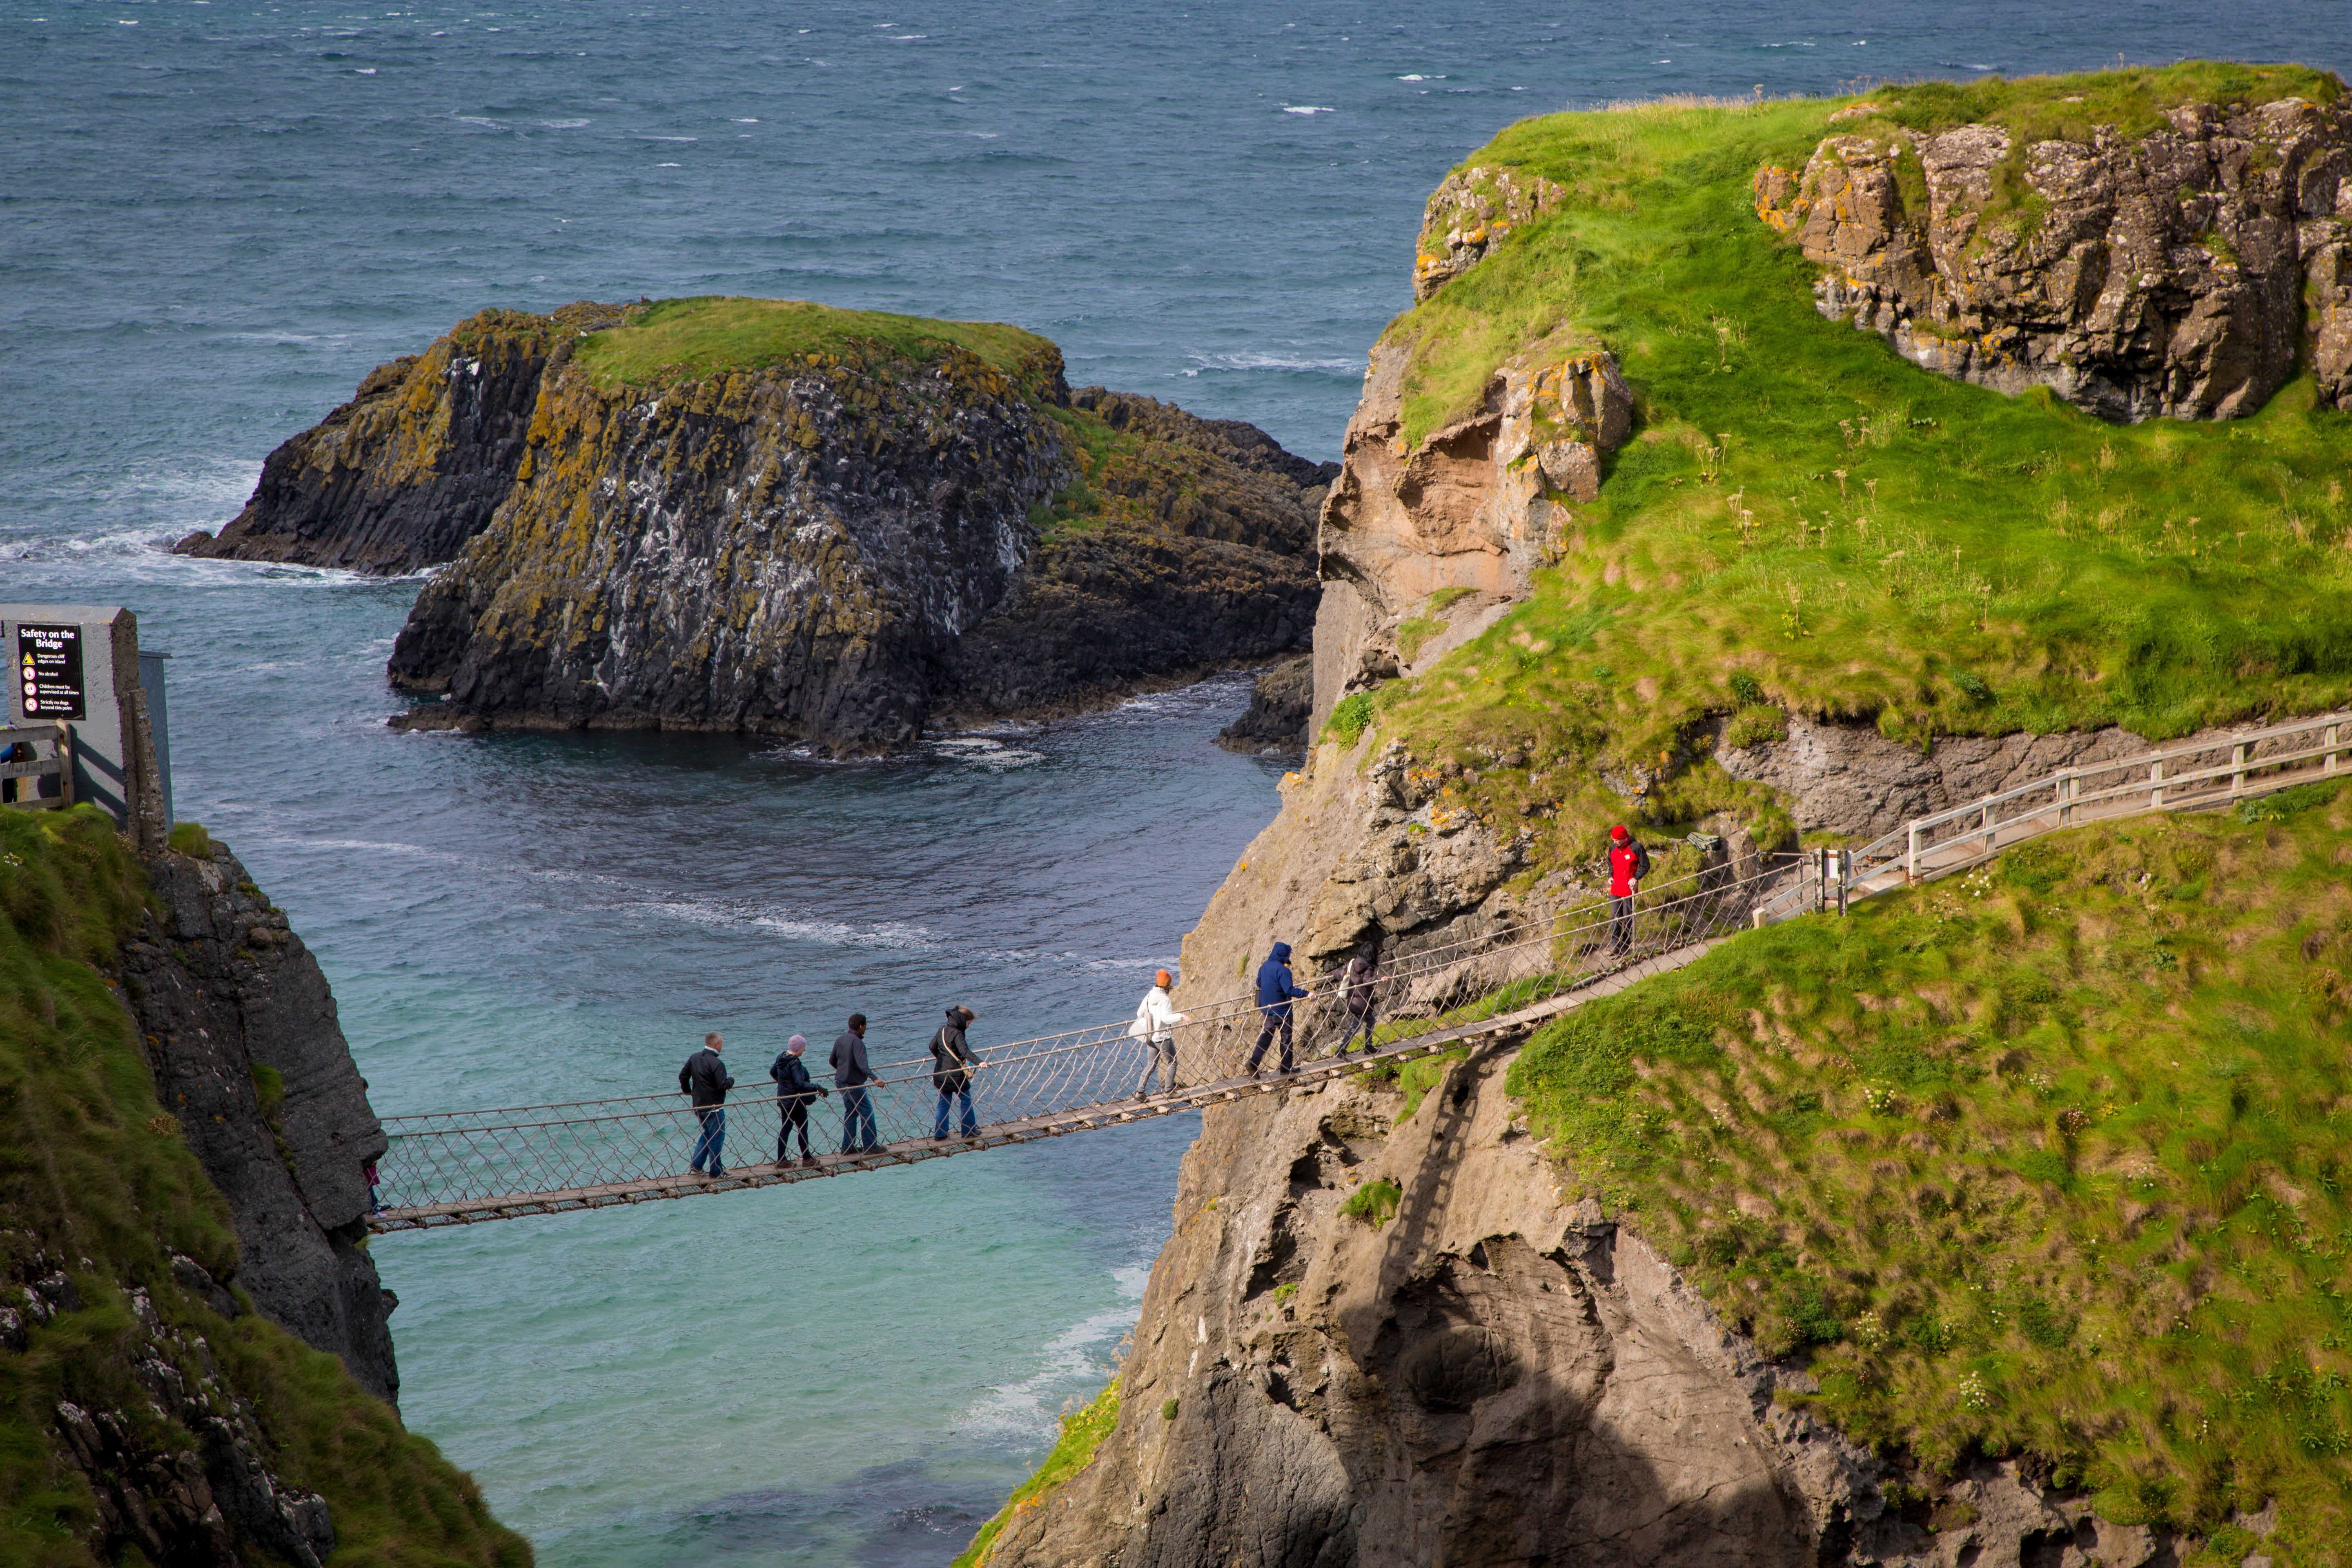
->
<box><xmin>1754</xmin><ymin>97</ymin><xmax>2352</xmax><ymax>419</ymax></box>
<box><xmin>118</xmin><ymin>840</ymin><xmax>396</xmax><ymax>1404</ymax></box>
<box><xmin>12</xmin><ymin>1254</ymin><xmax>344</xmax><ymax>1568</ymax></box>
<box><xmin>1218</xmin><ymin>656</ymin><xmax>1313</xmax><ymax>753</ymax></box>
<box><xmin>990</xmin><ymin>1041</ymin><xmax>2175</xmax><ymax>1568</ymax></box>
<box><xmin>176</xmin><ymin>303</ymin><xmax>631</xmax><ymax>573</ymax></box>
<box><xmin>1714</xmin><ymin>709</ymin><xmax>2327</xmax><ymax>840</ymax></box>
<box><xmin>1413</xmin><ymin>164</ymin><xmax>1569</xmax><ymax>300</ymax></box>
<box><xmin>1313</xmin><ymin>341</ymin><xmax>1631</xmax><ymax>735</ymax></box>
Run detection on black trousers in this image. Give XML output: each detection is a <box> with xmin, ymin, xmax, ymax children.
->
<box><xmin>1339</xmin><ymin>1003</ymin><xmax>1376</xmax><ymax>1054</ymax></box>
<box><xmin>1609</xmin><ymin>895</ymin><xmax>1635</xmax><ymax>955</ymax></box>
<box><xmin>776</xmin><ymin>1101</ymin><xmax>812</xmax><ymax>1160</ymax></box>
<box><xmin>1247</xmin><ymin>1010</ymin><xmax>1295</xmax><ymax>1073</ymax></box>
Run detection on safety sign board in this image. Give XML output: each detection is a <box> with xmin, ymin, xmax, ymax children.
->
<box><xmin>17</xmin><ymin>623</ymin><xmax>86</xmax><ymax>721</ymax></box>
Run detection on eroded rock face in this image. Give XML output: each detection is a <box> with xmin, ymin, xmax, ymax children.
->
<box><xmin>1314</xmin><ymin>346</ymin><xmax>1631</xmax><ymax>735</ymax></box>
<box><xmin>176</xmin><ymin>303</ymin><xmax>630</xmax><ymax>573</ymax></box>
<box><xmin>991</xmin><ymin>1043</ymin><xmax>2189</xmax><ymax>1568</ymax></box>
<box><xmin>118</xmin><ymin>843</ymin><xmax>396</xmax><ymax>1404</ymax></box>
<box><xmin>388</xmin><ymin>345</ymin><xmax>1063</xmax><ymax>748</ymax></box>
<box><xmin>1754</xmin><ymin>98</ymin><xmax>2352</xmax><ymax>419</ymax></box>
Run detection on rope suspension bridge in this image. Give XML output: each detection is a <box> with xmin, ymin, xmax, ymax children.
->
<box><xmin>368</xmin><ymin>709</ymin><xmax>2352</xmax><ymax>1234</ymax></box>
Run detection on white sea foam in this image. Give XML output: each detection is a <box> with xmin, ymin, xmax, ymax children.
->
<box><xmin>541</xmin><ymin>118</ymin><xmax>588</xmax><ymax>127</ymax></box>
<box><xmin>951</xmin><ymin>1270</ymin><xmax>1144</xmax><ymax>1442</ymax></box>
<box><xmin>930</xmin><ymin>737</ymin><xmax>1044</xmax><ymax>770</ymax></box>
<box><xmin>654</xmin><ymin>161</ymin><xmax>681</xmax><ymax>167</ymax></box>
<box><xmin>1281</xmin><ymin>104</ymin><xmax>1332</xmax><ymax>114</ymax></box>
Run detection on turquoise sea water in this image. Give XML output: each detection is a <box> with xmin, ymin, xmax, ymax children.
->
<box><xmin>6</xmin><ymin>3</ymin><xmax>2347</xmax><ymax>1563</ymax></box>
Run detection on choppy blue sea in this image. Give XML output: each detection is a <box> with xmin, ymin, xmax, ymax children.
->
<box><xmin>4</xmin><ymin>3</ymin><xmax>2345</xmax><ymax>1563</ymax></box>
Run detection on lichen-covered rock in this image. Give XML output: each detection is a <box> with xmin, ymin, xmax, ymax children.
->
<box><xmin>377</xmin><ymin>312</ymin><xmax>1326</xmax><ymax>751</ymax></box>
<box><xmin>388</xmin><ymin>339</ymin><xmax>1062</xmax><ymax>747</ymax></box>
<box><xmin>176</xmin><ymin>303</ymin><xmax>630</xmax><ymax>573</ymax></box>
<box><xmin>1414</xmin><ymin>164</ymin><xmax>1569</xmax><ymax>300</ymax></box>
<box><xmin>1754</xmin><ymin>97</ymin><xmax>2352</xmax><ymax>419</ymax></box>
<box><xmin>118</xmin><ymin>842</ymin><xmax>395</xmax><ymax>1404</ymax></box>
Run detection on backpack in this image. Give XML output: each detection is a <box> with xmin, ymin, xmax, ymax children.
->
<box><xmin>1631</xmin><ymin>840</ymin><xmax>1653</xmax><ymax>879</ymax></box>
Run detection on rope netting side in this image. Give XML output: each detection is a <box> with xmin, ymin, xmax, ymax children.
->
<box><xmin>374</xmin><ymin>854</ymin><xmax>1793</xmax><ymax>1214</ymax></box>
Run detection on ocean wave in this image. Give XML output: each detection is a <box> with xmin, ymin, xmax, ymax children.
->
<box><xmin>1185</xmin><ymin>349</ymin><xmax>1358</xmax><ymax>373</ymax></box>
<box><xmin>1281</xmin><ymin>105</ymin><xmax>1333</xmax><ymax>115</ymax></box>
<box><xmin>541</xmin><ymin>118</ymin><xmax>588</xmax><ymax>128</ymax></box>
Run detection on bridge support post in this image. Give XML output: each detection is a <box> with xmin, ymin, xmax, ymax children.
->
<box><xmin>2328</xmin><ymin>724</ymin><xmax>2341</xmax><ymax>776</ymax></box>
<box><xmin>2232</xmin><ymin>743</ymin><xmax>2246</xmax><ymax>797</ymax></box>
<box><xmin>2151</xmin><ymin>760</ymin><xmax>2165</xmax><ymax>809</ymax></box>
<box><xmin>1982</xmin><ymin>801</ymin><xmax>1995</xmax><ymax>855</ymax></box>
<box><xmin>1906</xmin><ymin>823</ymin><xmax>1920</xmax><ymax>884</ymax></box>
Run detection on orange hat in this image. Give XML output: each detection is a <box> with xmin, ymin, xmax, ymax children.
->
<box><xmin>1155</xmin><ymin>969</ymin><xmax>1174</xmax><ymax>988</ymax></box>
<box><xmin>1610</xmin><ymin>824</ymin><xmax>1630</xmax><ymax>842</ymax></box>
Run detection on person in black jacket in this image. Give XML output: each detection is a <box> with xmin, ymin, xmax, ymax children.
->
<box><xmin>678</xmin><ymin>1031</ymin><xmax>734</xmax><ymax>1177</ymax></box>
<box><xmin>832</xmin><ymin>1014</ymin><xmax>883</xmax><ymax>1153</ymax></box>
<box><xmin>1334</xmin><ymin>942</ymin><xmax>1381</xmax><ymax>1057</ymax></box>
<box><xmin>929</xmin><ymin>1005</ymin><xmax>981</xmax><ymax>1141</ymax></box>
<box><xmin>768</xmin><ymin>1034</ymin><xmax>829</xmax><ymax>1167</ymax></box>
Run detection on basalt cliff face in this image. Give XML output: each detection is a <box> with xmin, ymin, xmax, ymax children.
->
<box><xmin>1753</xmin><ymin>97</ymin><xmax>2352</xmax><ymax>421</ymax></box>
<box><xmin>118</xmin><ymin>840</ymin><xmax>397</xmax><ymax>1405</ymax></box>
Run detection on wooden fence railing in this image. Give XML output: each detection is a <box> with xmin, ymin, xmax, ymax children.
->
<box><xmin>0</xmin><ymin>723</ymin><xmax>72</xmax><ymax>811</ymax></box>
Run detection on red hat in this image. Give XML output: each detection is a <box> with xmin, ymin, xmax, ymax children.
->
<box><xmin>1609</xmin><ymin>824</ymin><xmax>1630</xmax><ymax>842</ymax></box>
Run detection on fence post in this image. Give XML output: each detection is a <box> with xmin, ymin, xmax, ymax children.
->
<box><xmin>1815</xmin><ymin>847</ymin><xmax>1826</xmax><ymax>914</ymax></box>
<box><xmin>2328</xmin><ymin>724</ymin><xmax>2339</xmax><ymax>776</ymax></box>
<box><xmin>1838</xmin><ymin>850</ymin><xmax>1851</xmax><ymax>916</ymax></box>
<box><xmin>1982</xmin><ymin>800</ymin><xmax>1996</xmax><ymax>855</ymax></box>
<box><xmin>2232</xmin><ymin>743</ymin><xmax>2246</xmax><ymax>797</ymax></box>
<box><xmin>2151</xmin><ymin>759</ymin><xmax>2164</xmax><ymax>809</ymax></box>
<box><xmin>2055</xmin><ymin>773</ymin><xmax>2068</xmax><ymax>827</ymax></box>
<box><xmin>1907</xmin><ymin>823</ymin><xmax>1920</xmax><ymax>884</ymax></box>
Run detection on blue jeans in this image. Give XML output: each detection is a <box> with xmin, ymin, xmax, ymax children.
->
<box><xmin>840</xmin><ymin>1087</ymin><xmax>878</xmax><ymax>1152</ymax></box>
<box><xmin>689</xmin><ymin>1108</ymin><xmax>726</xmax><ymax>1174</ymax></box>
<box><xmin>934</xmin><ymin>1087</ymin><xmax>977</xmax><ymax>1138</ymax></box>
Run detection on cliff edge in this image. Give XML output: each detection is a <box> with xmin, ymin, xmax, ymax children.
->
<box><xmin>0</xmin><ymin>808</ymin><xmax>524</xmax><ymax>1568</ymax></box>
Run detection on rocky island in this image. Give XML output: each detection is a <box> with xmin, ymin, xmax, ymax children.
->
<box><xmin>965</xmin><ymin>62</ymin><xmax>2352</xmax><ymax>1568</ymax></box>
<box><xmin>180</xmin><ymin>299</ymin><xmax>1333</xmax><ymax>753</ymax></box>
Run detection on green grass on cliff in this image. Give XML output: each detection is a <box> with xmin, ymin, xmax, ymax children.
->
<box><xmin>1356</xmin><ymin>63</ymin><xmax>2352</xmax><ymax>864</ymax></box>
<box><xmin>575</xmin><ymin>296</ymin><xmax>1060</xmax><ymax>396</ymax></box>
<box><xmin>0</xmin><ymin>808</ymin><xmax>527</xmax><ymax>1568</ymax></box>
<box><xmin>951</xmin><ymin>1379</ymin><xmax>1119</xmax><ymax>1568</ymax></box>
<box><xmin>1508</xmin><ymin>784</ymin><xmax>2352</xmax><ymax>1561</ymax></box>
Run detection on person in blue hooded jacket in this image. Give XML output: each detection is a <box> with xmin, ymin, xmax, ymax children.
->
<box><xmin>1245</xmin><ymin>942</ymin><xmax>1314</xmax><ymax>1075</ymax></box>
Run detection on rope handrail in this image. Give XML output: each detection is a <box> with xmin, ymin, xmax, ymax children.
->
<box><xmin>377</xmin><ymin>847</ymin><xmax>1780</xmax><ymax>1129</ymax></box>
<box><xmin>371</xmin><ymin>850</ymin><xmax>1796</xmax><ymax>1222</ymax></box>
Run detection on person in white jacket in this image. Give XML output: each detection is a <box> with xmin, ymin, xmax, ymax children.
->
<box><xmin>1131</xmin><ymin>969</ymin><xmax>1189</xmax><ymax>1097</ymax></box>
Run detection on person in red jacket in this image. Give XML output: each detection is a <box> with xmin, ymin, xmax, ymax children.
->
<box><xmin>1607</xmin><ymin>825</ymin><xmax>1651</xmax><ymax>956</ymax></box>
